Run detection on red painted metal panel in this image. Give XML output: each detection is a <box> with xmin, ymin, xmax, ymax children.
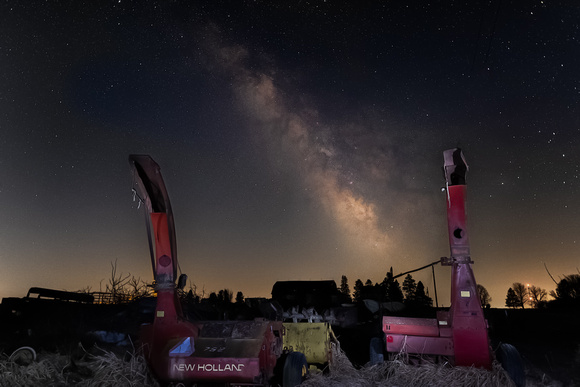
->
<box><xmin>383</xmin><ymin>316</ymin><xmax>439</xmax><ymax>337</ymax></box>
<box><xmin>150</xmin><ymin>212</ymin><xmax>174</xmax><ymax>283</ymax></box>
<box><xmin>445</xmin><ymin>159</ymin><xmax>492</xmax><ymax>369</ymax></box>
<box><xmin>131</xmin><ymin>156</ymin><xmax>284</xmax><ymax>385</ymax></box>
<box><xmin>168</xmin><ymin>357</ymin><xmax>261</xmax><ymax>383</ymax></box>
<box><xmin>446</xmin><ymin>185</ymin><xmax>471</xmax><ymax>259</ymax></box>
<box><xmin>385</xmin><ymin>334</ymin><xmax>454</xmax><ymax>356</ymax></box>
<box><xmin>453</xmin><ymin>328</ymin><xmax>491</xmax><ymax>368</ymax></box>
<box><xmin>379</xmin><ymin>150</ymin><xmax>492</xmax><ymax>370</ymax></box>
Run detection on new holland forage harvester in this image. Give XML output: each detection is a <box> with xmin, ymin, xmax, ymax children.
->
<box><xmin>377</xmin><ymin>147</ymin><xmax>533</xmax><ymax>384</ymax></box>
<box><xmin>129</xmin><ymin>155</ymin><xmax>327</xmax><ymax>387</ymax></box>
<box><xmin>382</xmin><ymin>148</ymin><xmax>493</xmax><ymax>368</ymax></box>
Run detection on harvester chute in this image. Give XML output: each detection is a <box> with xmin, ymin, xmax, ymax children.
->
<box><xmin>382</xmin><ymin>148</ymin><xmax>492</xmax><ymax>369</ymax></box>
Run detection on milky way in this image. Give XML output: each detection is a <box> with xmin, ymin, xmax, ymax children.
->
<box><xmin>1</xmin><ymin>1</ymin><xmax>579</xmax><ymax>306</ymax></box>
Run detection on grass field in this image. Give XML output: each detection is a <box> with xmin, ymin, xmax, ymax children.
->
<box><xmin>0</xmin><ymin>342</ymin><xmax>567</xmax><ymax>387</ymax></box>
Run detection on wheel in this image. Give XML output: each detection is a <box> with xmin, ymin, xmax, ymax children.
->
<box><xmin>369</xmin><ymin>337</ymin><xmax>384</xmax><ymax>365</ymax></box>
<box><xmin>496</xmin><ymin>343</ymin><xmax>526</xmax><ymax>387</ymax></box>
<box><xmin>9</xmin><ymin>346</ymin><xmax>36</xmax><ymax>366</ymax></box>
<box><xmin>283</xmin><ymin>351</ymin><xmax>308</xmax><ymax>387</ymax></box>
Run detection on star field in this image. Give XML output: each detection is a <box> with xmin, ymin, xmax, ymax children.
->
<box><xmin>0</xmin><ymin>1</ymin><xmax>579</xmax><ymax>307</ymax></box>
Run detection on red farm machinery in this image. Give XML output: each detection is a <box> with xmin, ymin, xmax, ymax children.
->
<box><xmin>382</xmin><ymin>148</ymin><xmax>491</xmax><ymax>368</ymax></box>
<box><xmin>380</xmin><ymin>148</ymin><xmax>525</xmax><ymax>386</ymax></box>
<box><xmin>128</xmin><ymin>150</ymin><xmax>525</xmax><ymax>386</ymax></box>
<box><xmin>129</xmin><ymin>155</ymin><xmax>327</xmax><ymax>387</ymax></box>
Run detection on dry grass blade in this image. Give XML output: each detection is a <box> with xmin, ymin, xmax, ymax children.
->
<box><xmin>0</xmin><ymin>341</ymin><xmax>563</xmax><ymax>386</ymax></box>
<box><xmin>0</xmin><ymin>345</ymin><xmax>159</xmax><ymax>387</ymax></box>
<box><xmin>74</xmin><ymin>345</ymin><xmax>159</xmax><ymax>387</ymax></box>
<box><xmin>302</xmin><ymin>345</ymin><xmax>520</xmax><ymax>387</ymax></box>
<box><xmin>0</xmin><ymin>352</ymin><xmax>69</xmax><ymax>386</ymax></box>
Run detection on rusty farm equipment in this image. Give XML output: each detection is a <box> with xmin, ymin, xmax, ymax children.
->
<box><xmin>378</xmin><ymin>148</ymin><xmax>525</xmax><ymax>386</ymax></box>
<box><xmin>129</xmin><ymin>155</ymin><xmax>335</xmax><ymax>386</ymax></box>
<box><xmin>381</xmin><ymin>148</ymin><xmax>491</xmax><ymax>368</ymax></box>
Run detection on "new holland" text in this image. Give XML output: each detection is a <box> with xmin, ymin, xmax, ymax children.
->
<box><xmin>173</xmin><ymin>363</ymin><xmax>246</xmax><ymax>372</ymax></box>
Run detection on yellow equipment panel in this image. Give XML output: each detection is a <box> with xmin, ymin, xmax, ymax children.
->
<box><xmin>282</xmin><ymin>322</ymin><xmax>335</xmax><ymax>365</ymax></box>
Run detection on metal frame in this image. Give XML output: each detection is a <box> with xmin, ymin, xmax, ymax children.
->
<box><xmin>383</xmin><ymin>149</ymin><xmax>492</xmax><ymax>369</ymax></box>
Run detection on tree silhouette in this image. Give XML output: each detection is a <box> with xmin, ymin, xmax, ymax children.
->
<box><xmin>339</xmin><ymin>275</ymin><xmax>352</xmax><ymax>303</ymax></box>
<box><xmin>402</xmin><ymin>274</ymin><xmax>417</xmax><ymax>302</ymax></box>
<box><xmin>511</xmin><ymin>282</ymin><xmax>527</xmax><ymax>308</ymax></box>
<box><xmin>387</xmin><ymin>280</ymin><xmax>404</xmax><ymax>302</ymax></box>
<box><xmin>550</xmin><ymin>274</ymin><xmax>580</xmax><ymax>302</ymax></box>
<box><xmin>381</xmin><ymin>267</ymin><xmax>394</xmax><ymax>288</ymax></box>
<box><xmin>235</xmin><ymin>291</ymin><xmax>244</xmax><ymax>304</ymax></box>
<box><xmin>97</xmin><ymin>260</ymin><xmax>152</xmax><ymax>303</ymax></box>
<box><xmin>353</xmin><ymin>279</ymin><xmax>364</xmax><ymax>303</ymax></box>
<box><xmin>476</xmin><ymin>284</ymin><xmax>492</xmax><ymax>307</ymax></box>
<box><xmin>505</xmin><ymin>287</ymin><xmax>519</xmax><ymax>308</ymax></box>
<box><xmin>527</xmin><ymin>285</ymin><xmax>547</xmax><ymax>308</ymax></box>
<box><xmin>363</xmin><ymin>280</ymin><xmax>381</xmax><ymax>301</ymax></box>
<box><xmin>217</xmin><ymin>289</ymin><xmax>233</xmax><ymax>303</ymax></box>
<box><xmin>208</xmin><ymin>292</ymin><xmax>218</xmax><ymax>303</ymax></box>
<box><xmin>382</xmin><ymin>267</ymin><xmax>404</xmax><ymax>302</ymax></box>
<box><xmin>414</xmin><ymin>281</ymin><xmax>432</xmax><ymax>307</ymax></box>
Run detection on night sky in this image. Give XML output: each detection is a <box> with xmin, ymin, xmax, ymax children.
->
<box><xmin>1</xmin><ymin>1</ymin><xmax>579</xmax><ymax>307</ymax></box>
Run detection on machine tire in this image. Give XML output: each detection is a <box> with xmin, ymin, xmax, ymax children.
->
<box><xmin>369</xmin><ymin>337</ymin><xmax>384</xmax><ymax>365</ymax></box>
<box><xmin>496</xmin><ymin>343</ymin><xmax>526</xmax><ymax>387</ymax></box>
<box><xmin>283</xmin><ymin>351</ymin><xmax>308</xmax><ymax>387</ymax></box>
<box><xmin>9</xmin><ymin>346</ymin><xmax>36</xmax><ymax>366</ymax></box>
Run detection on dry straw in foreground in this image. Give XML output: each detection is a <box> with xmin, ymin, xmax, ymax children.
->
<box><xmin>302</xmin><ymin>343</ymin><xmax>560</xmax><ymax>387</ymax></box>
<box><xmin>0</xmin><ymin>344</ymin><xmax>159</xmax><ymax>387</ymax></box>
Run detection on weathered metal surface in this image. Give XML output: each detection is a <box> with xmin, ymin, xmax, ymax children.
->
<box><xmin>445</xmin><ymin>177</ymin><xmax>491</xmax><ymax>368</ymax></box>
<box><xmin>283</xmin><ymin>322</ymin><xmax>333</xmax><ymax>365</ymax></box>
<box><xmin>129</xmin><ymin>155</ymin><xmax>178</xmax><ymax>284</ymax></box>
<box><xmin>383</xmin><ymin>316</ymin><xmax>440</xmax><ymax>337</ymax></box>
<box><xmin>131</xmin><ymin>156</ymin><xmax>285</xmax><ymax>384</ymax></box>
<box><xmin>168</xmin><ymin>357</ymin><xmax>262</xmax><ymax>383</ymax></box>
<box><xmin>382</xmin><ymin>149</ymin><xmax>492</xmax><ymax>369</ymax></box>
<box><xmin>385</xmin><ymin>334</ymin><xmax>455</xmax><ymax>356</ymax></box>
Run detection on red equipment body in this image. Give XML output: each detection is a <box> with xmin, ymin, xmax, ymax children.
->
<box><xmin>383</xmin><ymin>149</ymin><xmax>492</xmax><ymax>369</ymax></box>
<box><xmin>129</xmin><ymin>155</ymin><xmax>284</xmax><ymax>384</ymax></box>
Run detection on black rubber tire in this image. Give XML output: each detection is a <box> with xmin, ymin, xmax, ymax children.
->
<box><xmin>283</xmin><ymin>351</ymin><xmax>308</xmax><ymax>387</ymax></box>
<box><xmin>369</xmin><ymin>337</ymin><xmax>384</xmax><ymax>365</ymax></box>
<box><xmin>496</xmin><ymin>343</ymin><xmax>526</xmax><ymax>387</ymax></box>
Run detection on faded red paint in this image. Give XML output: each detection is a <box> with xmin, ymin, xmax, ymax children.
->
<box><xmin>383</xmin><ymin>149</ymin><xmax>492</xmax><ymax>370</ymax></box>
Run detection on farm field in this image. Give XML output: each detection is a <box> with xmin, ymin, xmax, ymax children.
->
<box><xmin>0</xmin><ymin>340</ymin><xmax>569</xmax><ymax>387</ymax></box>
<box><xmin>0</xmin><ymin>297</ymin><xmax>578</xmax><ymax>386</ymax></box>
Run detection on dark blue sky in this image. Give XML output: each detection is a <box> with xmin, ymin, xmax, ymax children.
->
<box><xmin>1</xmin><ymin>1</ymin><xmax>579</xmax><ymax>306</ymax></box>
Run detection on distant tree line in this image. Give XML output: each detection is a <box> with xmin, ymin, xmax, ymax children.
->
<box><xmin>203</xmin><ymin>289</ymin><xmax>246</xmax><ymax>305</ymax></box>
<box><xmin>82</xmin><ymin>261</ymin><xmax>248</xmax><ymax>306</ymax></box>
<box><xmin>341</xmin><ymin>271</ymin><xmax>491</xmax><ymax>309</ymax></box>
<box><xmin>340</xmin><ymin>269</ymin><xmax>580</xmax><ymax>311</ymax></box>
<box><xmin>505</xmin><ymin>274</ymin><xmax>580</xmax><ymax>309</ymax></box>
<box><xmin>91</xmin><ymin>262</ymin><xmax>580</xmax><ymax>312</ymax></box>
<box><xmin>505</xmin><ymin>282</ymin><xmax>549</xmax><ymax>309</ymax></box>
<box><xmin>338</xmin><ymin>267</ymin><xmax>433</xmax><ymax>308</ymax></box>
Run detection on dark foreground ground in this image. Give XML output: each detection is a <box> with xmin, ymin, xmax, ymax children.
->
<box><xmin>0</xmin><ymin>297</ymin><xmax>578</xmax><ymax>386</ymax></box>
<box><xmin>486</xmin><ymin>307</ymin><xmax>580</xmax><ymax>386</ymax></box>
<box><xmin>335</xmin><ymin>306</ymin><xmax>580</xmax><ymax>386</ymax></box>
